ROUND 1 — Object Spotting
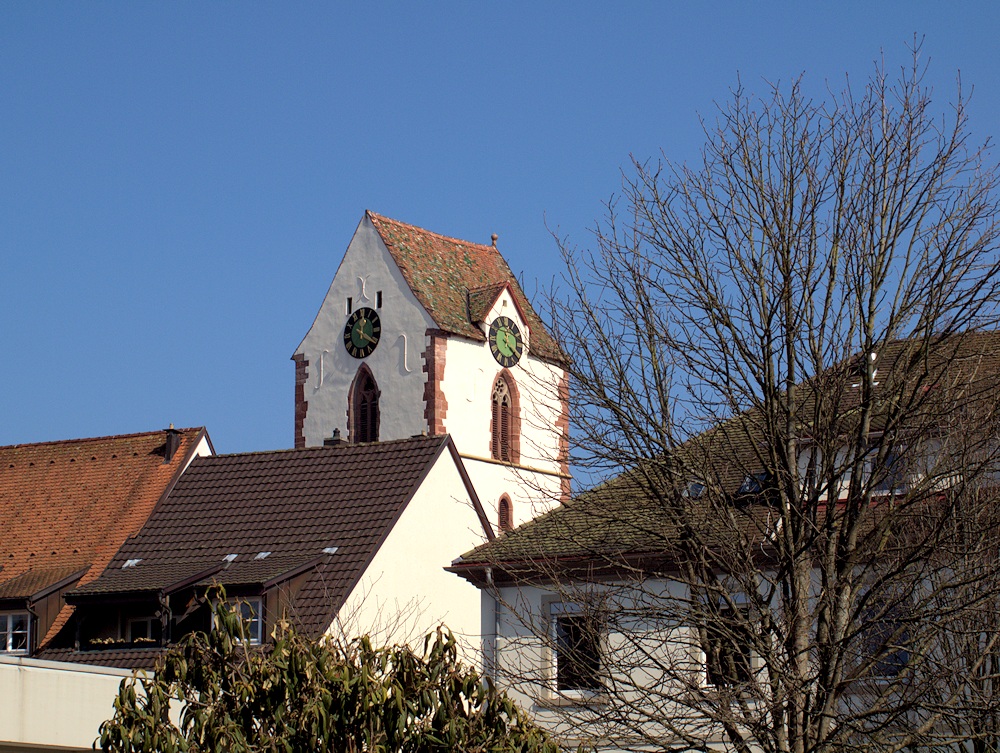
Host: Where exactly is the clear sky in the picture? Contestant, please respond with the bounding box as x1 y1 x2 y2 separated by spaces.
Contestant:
2 3 999 454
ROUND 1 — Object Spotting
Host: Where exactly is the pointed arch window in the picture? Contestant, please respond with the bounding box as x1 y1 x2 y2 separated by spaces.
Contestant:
498 495 513 533
491 374 519 463
351 367 380 443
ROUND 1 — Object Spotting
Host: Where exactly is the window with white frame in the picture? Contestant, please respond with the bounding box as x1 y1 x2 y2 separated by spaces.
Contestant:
237 598 263 644
127 616 162 644
0 612 30 653
549 602 602 693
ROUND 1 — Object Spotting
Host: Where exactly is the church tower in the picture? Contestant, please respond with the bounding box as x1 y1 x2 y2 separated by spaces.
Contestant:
293 211 570 532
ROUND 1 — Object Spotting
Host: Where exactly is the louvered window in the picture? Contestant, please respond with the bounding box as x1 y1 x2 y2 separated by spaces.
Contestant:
353 371 379 443
498 496 513 532
492 378 512 461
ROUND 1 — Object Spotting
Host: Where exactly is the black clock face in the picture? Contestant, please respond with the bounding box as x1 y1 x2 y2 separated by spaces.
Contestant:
343 307 381 358
489 316 523 368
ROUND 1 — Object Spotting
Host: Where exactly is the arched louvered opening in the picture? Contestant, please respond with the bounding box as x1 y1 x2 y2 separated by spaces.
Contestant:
498 495 513 533
491 376 514 462
351 367 380 443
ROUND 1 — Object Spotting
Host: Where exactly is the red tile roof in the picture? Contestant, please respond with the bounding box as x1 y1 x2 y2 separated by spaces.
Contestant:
368 211 566 364
0 427 209 646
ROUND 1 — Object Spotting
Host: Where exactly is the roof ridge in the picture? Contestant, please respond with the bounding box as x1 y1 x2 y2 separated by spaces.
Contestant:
204 433 450 460
0 426 203 452
367 210 497 253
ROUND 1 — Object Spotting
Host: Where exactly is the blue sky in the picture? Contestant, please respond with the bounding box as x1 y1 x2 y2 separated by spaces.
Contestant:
2 3 999 453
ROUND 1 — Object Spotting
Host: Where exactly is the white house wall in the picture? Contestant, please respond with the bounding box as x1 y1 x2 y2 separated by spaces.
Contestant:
329 451 489 660
296 215 436 446
488 580 723 751
0 656 131 752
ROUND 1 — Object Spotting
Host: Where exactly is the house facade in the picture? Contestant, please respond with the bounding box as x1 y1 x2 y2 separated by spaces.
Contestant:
45 435 493 668
450 332 1000 752
0 427 212 660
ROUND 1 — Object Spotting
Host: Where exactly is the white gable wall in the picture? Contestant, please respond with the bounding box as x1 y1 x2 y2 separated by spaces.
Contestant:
296 215 435 446
328 448 490 660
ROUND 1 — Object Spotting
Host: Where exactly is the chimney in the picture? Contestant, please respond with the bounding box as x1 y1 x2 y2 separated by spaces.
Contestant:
324 428 344 447
164 425 181 464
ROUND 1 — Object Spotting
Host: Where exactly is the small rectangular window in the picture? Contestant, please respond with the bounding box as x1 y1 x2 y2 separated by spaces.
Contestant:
218 598 264 645
346 297 353 315
0 612 30 653
376 290 383 308
550 602 602 693
860 593 911 678
703 605 754 687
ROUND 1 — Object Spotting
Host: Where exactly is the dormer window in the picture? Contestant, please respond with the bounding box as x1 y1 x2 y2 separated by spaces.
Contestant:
0 612 29 653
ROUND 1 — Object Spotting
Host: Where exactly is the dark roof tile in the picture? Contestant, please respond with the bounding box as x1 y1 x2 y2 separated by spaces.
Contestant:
74 435 452 638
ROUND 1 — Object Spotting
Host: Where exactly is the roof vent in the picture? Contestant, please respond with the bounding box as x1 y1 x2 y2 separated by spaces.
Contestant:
322 546 339 555
254 551 271 560
223 553 238 563
122 558 142 569
324 428 345 447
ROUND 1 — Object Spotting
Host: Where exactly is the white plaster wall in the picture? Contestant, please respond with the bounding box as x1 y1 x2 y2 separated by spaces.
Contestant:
437 289 567 526
296 215 435 446
0 656 131 751
328 450 490 662
490 580 706 750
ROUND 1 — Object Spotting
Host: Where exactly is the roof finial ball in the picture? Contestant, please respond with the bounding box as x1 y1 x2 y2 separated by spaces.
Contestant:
491 233 498 248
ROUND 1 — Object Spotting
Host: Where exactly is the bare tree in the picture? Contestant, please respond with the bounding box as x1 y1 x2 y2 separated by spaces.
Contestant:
459 48 1000 753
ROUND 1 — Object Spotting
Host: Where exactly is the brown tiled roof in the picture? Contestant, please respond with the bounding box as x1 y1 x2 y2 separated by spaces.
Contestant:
0 428 208 645
368 211 566 364
35 646 165 670
452 331 1000 579
72 435 463 639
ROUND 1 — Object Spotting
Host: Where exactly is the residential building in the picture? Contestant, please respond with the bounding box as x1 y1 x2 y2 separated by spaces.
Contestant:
449 332 1000 752
0 427 211 659
0 427 211 753
43 434 492 669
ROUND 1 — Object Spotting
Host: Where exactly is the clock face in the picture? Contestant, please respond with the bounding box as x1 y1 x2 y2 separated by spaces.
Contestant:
343 307 381 358
489 316 523 368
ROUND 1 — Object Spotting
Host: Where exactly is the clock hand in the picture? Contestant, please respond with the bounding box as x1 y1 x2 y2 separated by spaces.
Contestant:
356 329 376 345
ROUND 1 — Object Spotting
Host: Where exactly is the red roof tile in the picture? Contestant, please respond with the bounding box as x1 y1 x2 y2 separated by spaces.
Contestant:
368 212 566 364
0 427 209 646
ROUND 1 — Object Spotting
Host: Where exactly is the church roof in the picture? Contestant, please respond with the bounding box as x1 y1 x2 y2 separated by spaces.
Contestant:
68 435 480 642
367 211 566 364
0 427 208 644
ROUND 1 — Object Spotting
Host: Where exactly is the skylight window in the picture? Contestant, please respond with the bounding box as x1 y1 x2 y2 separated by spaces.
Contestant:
122 558 142 569
683 480 706 499
738 472 770 495
223 554 238 563
254 551 271 560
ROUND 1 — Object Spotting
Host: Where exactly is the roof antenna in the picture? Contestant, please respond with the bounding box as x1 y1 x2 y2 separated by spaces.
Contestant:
491 233 498 248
